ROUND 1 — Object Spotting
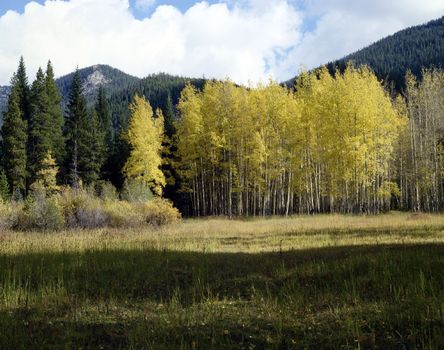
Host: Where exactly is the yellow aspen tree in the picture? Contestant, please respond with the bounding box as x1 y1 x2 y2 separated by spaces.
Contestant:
31 151 60 195
124 95 166 196
176 84 205 215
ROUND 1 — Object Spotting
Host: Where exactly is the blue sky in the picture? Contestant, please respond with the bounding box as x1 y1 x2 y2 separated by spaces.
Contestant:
0 0 443 85
0 0 221 18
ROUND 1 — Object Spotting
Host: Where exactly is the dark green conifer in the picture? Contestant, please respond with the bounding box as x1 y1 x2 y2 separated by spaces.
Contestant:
64 69 88 187
164 93 176 137
1 78 27 195
78 109 105 185
95 86 113 149
45 61 65 165
16 56 31 122
28 67 52 185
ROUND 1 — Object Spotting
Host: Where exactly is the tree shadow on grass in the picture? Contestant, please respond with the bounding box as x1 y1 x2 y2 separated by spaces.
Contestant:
0 244 443 349
0 243 443 303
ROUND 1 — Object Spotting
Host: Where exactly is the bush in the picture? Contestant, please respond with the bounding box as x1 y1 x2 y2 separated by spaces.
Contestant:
103 200 142 228
0 186 182 231
16 193 64 231
141 198 181 227
0 200 15 230
121 179 153 203
98 181 119 201
58 188 109 229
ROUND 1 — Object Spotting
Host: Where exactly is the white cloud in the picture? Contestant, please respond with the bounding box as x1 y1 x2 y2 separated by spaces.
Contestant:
135 0 156 11
0 0 443 85
275 0 444 81
0 0 301 85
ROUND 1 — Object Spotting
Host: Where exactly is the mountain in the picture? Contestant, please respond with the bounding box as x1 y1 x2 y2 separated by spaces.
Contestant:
0 64 138 113
0 64 206 129
56 64 140 106
286 16 444 90
0 86 10 114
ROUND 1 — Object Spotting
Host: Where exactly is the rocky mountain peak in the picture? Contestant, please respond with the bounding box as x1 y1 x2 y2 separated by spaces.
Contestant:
82 68 111 95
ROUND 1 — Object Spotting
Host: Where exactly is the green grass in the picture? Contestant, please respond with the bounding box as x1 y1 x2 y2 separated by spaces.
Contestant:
0 213 444 349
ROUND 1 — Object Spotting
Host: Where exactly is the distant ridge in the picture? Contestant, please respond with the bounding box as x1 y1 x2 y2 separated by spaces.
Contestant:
0 65 206 128
0 86 10 114
55 64 140 106
286 16 444 89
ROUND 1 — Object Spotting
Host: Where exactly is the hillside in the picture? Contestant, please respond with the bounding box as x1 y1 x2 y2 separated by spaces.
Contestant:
107 73 206 131
0 65 206 129
0 86 10 114
287 16 444 89
56 64 140 106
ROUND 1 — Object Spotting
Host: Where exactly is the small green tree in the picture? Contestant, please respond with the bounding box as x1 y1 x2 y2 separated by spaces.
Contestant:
31 151 60 195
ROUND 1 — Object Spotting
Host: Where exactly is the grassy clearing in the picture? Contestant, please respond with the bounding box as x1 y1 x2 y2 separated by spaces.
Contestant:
0 212 443 349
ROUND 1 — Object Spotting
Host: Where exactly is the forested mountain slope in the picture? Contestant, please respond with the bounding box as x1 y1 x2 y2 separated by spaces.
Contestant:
0 64 206 129
286 16 444 89
0 86 10 114
107 73 206 131
56 64 140 106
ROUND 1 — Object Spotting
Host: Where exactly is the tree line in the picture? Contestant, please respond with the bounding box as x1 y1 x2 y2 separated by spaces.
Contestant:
2 58 444 216
0 58 127 198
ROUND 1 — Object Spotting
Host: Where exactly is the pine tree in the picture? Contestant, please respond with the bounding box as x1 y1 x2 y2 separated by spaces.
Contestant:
95 86 113 149
78 110 105 185
64 69 89 187
15 56 31 123
28 67 52 186
123 95 166 196
95 86 113 181
45 61 65 166
164 92 176 137
1 79 28 195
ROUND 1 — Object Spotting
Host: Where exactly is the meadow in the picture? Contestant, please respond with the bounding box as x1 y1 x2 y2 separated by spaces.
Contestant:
0 212 443 349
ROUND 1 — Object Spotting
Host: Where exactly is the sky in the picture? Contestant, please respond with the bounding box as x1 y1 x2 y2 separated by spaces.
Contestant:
0 0 443 85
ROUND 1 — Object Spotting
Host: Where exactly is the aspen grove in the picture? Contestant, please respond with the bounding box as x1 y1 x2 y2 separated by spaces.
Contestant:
175 66 406 216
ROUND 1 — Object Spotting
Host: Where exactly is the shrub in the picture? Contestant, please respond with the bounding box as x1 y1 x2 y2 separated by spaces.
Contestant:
141 198 181 227
58 188 108 229
0 200 15 230
16 193 64 231
98 181 119 201
103 200 142 228
2 186 182 231
0 171 10 202
121 179 153 203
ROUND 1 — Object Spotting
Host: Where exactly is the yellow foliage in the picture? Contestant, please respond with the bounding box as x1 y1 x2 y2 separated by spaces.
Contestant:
124 95 166 196
30 151 60 195
175 67 405 215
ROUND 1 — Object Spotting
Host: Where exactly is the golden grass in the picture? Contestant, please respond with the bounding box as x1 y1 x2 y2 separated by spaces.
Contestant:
1 212 444 255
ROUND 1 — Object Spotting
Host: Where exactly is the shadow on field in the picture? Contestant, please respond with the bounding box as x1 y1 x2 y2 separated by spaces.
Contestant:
0 308 128 349
1 243 443 303
1 244 444 349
